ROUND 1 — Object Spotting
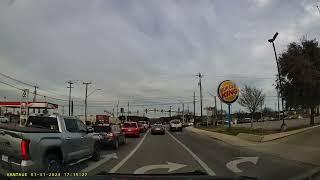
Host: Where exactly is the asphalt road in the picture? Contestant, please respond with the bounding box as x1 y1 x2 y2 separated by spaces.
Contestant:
1 127 318 180
170 128 316 179
73 127 317 180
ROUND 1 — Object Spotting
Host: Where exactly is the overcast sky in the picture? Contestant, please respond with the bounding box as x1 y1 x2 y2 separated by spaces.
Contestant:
0 0 319 117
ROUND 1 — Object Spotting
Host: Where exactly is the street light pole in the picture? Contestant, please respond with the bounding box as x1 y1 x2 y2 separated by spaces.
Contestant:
83 81 101 123
268 32 286 130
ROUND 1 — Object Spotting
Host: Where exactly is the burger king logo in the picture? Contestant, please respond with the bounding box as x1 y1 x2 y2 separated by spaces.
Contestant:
217 80 239 104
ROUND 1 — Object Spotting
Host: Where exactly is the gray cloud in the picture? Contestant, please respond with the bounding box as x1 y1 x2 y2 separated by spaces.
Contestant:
0 0 319 116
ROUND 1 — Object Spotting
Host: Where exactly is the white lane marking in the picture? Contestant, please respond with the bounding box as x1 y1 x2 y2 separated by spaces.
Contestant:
167 131 216 176
226 157 259 173
109 130 149 173
81 153 118 173
134 162 186 174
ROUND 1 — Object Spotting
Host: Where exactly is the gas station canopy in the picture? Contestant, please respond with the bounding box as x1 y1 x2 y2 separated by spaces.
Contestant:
0 102 58 109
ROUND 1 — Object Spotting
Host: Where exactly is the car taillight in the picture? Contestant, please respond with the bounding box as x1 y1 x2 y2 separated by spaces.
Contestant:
21 140 30 160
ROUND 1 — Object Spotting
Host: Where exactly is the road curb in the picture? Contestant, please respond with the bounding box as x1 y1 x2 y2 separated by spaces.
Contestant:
185 127 254 146
237 124 320 142
188 124 320 145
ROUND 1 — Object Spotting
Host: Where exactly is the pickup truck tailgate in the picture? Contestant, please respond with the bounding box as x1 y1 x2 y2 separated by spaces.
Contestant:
0 129 22 161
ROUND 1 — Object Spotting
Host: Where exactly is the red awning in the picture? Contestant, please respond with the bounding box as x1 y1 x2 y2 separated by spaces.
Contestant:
0 102 58 109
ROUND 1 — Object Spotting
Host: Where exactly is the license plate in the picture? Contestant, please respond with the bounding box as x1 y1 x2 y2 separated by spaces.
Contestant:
2 155 8 162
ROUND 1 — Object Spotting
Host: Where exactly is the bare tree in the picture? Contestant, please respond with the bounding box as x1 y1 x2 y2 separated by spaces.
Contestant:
238 85 265 128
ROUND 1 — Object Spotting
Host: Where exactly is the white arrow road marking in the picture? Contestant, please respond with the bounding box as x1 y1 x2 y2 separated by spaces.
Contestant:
109 130 149 173
81 153 118 172
134 162 187 174
226 157 259 173
167 131 216 176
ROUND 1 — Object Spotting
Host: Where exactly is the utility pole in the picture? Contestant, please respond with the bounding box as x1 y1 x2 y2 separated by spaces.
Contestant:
4 96 7 114
169 106 172 117
127 101 129 121
193 91 196 124
197 73 203 119
71 99 74 116
32 85 38 113
182 103 185 124
116 99 119 118
83 82 92 122
67 81 74 116
33 86 38 102
214 96 217 119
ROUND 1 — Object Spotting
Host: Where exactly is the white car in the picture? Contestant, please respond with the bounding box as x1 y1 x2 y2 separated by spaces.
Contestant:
187 122 194 126
138 121 149 129
169 119 182 131
0 116 8 123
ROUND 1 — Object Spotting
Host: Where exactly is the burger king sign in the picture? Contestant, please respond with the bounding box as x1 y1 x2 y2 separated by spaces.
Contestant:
217 80 239 104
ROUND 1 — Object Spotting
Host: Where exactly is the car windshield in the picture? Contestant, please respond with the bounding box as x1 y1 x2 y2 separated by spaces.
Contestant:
93 126 111 133
1 1 319 179
171 120 181 124
123 123 137 128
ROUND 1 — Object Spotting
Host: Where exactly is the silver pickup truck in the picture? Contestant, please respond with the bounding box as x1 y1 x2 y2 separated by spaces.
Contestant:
0 114 101 173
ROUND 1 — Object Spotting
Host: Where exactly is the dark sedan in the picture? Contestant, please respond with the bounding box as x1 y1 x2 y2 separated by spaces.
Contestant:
151 124 165 135
93 124 126 149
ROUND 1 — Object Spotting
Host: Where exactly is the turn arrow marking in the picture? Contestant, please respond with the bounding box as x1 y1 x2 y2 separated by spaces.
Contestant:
226 157 259 173
134 162 187 174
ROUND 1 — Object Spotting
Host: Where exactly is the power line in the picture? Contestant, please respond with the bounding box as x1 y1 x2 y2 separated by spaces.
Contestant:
0 79 23 90
0 72 35 87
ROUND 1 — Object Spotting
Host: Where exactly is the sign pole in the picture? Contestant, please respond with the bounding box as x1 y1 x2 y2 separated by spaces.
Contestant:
228 104 231 128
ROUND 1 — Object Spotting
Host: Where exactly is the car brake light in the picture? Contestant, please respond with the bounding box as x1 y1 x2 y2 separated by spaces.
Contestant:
21 140 30 160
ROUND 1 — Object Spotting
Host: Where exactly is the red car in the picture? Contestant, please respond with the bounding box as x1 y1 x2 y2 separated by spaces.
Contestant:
122 122 140 137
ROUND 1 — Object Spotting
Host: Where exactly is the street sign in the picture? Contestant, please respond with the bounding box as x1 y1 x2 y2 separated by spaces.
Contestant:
20 89 29 126
22 89 29 99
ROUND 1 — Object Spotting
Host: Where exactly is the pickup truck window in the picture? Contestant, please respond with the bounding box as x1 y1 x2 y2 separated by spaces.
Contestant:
76 120 87 132
65 118 79 132
93 126 111 133
26 116 59 131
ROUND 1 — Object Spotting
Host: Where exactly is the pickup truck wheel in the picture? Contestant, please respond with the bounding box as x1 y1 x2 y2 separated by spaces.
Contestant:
44 154 62 173
92 144 101 161
113 139 119 149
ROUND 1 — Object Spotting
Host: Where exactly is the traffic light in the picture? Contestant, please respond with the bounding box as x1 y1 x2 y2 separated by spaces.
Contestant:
145 109 148 114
